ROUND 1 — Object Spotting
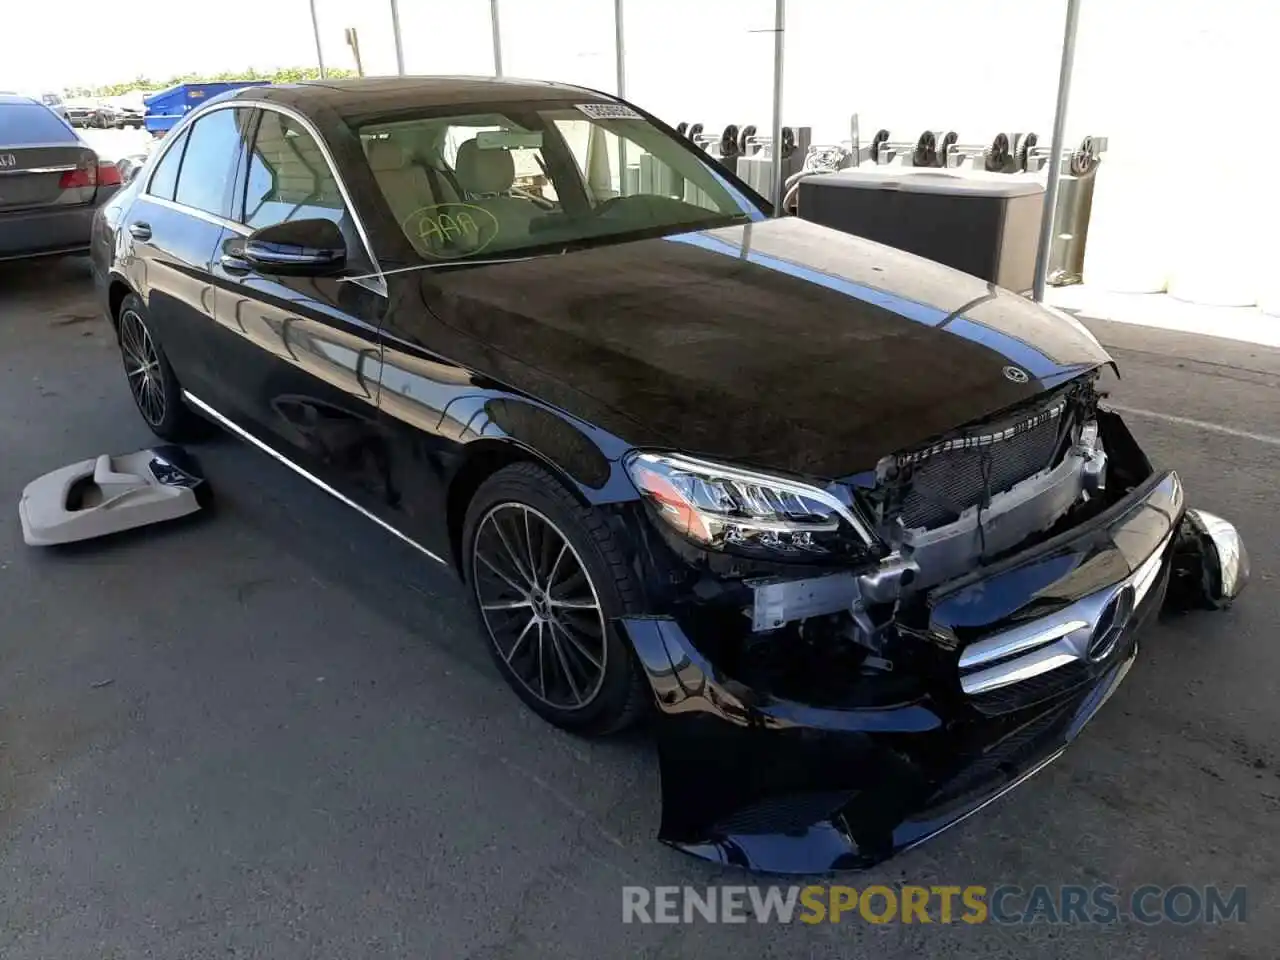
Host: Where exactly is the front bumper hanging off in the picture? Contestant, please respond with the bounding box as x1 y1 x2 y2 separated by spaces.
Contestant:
618 470 1248 874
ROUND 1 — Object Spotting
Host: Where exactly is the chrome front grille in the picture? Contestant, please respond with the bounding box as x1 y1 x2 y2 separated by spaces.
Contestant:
899 399 1068 530
958 533 1172 700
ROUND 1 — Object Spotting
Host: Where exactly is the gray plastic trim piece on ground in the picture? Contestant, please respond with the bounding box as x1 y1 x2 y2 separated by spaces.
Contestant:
19 446 208 546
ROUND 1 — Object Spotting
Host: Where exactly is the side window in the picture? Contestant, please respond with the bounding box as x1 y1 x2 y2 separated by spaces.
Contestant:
146 128 189 200
242 111 346 229
173 108 244 217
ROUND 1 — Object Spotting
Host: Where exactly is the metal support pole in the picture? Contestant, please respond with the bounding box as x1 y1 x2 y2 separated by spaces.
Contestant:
490 0 504 77
614 0 627 196
769 0 786 214
309 0 326 78
1032 0 1082 302
390 0 405 75
345 27 366 77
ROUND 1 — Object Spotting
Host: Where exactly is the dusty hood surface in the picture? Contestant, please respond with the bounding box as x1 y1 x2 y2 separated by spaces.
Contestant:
413 216 1111 477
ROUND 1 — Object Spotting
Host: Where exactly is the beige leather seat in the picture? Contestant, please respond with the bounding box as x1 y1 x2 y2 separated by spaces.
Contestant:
404 126 463 206
453 139 540 242
366 139 444 255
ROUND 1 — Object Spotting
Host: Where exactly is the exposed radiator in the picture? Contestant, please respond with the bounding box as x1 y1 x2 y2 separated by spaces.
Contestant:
899 398 1070 530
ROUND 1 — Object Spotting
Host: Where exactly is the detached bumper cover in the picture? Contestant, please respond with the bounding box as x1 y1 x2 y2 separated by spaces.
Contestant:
619 470 1188 874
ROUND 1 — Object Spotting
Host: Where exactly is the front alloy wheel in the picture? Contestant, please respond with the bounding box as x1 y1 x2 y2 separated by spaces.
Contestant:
472 502 608 711
462 462 648 736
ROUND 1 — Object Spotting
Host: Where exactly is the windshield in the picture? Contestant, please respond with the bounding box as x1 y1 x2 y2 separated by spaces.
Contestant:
355 101 764 265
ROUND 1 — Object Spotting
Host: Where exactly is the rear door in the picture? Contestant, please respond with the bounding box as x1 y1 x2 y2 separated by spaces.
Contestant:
206 106 392 506
123 106 250 398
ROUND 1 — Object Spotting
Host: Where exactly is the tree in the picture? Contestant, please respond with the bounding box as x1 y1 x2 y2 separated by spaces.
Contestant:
85 66 355 99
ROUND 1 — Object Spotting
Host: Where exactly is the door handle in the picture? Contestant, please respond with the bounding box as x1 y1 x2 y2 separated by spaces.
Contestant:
219 253 251 275
127 221 151 241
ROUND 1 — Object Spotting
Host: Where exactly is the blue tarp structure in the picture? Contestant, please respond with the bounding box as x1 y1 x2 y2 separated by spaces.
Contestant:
143 81 272 135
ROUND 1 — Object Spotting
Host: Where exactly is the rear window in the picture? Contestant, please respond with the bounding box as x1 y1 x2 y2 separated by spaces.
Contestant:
0 103 76 145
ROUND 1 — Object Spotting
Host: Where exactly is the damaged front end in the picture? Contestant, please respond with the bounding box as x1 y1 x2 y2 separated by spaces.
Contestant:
618 376 1248 873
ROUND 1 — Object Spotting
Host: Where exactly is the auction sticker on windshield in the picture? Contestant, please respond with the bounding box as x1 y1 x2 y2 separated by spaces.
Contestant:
576 103 642 121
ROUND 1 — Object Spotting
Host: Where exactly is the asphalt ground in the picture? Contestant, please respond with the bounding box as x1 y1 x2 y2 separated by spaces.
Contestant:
1 253 1276 958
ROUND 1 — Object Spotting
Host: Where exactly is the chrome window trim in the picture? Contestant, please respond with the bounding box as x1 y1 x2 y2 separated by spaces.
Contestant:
141 123 190 197
183 391 446 566
146 194 250 235
141 99 388 297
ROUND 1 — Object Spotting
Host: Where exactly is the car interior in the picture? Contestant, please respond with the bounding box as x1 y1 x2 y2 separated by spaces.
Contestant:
361 118 554 258
356 110 746 262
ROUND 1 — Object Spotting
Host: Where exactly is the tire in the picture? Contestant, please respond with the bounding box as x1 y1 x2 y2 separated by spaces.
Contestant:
115 293 205 442
462 462 649 736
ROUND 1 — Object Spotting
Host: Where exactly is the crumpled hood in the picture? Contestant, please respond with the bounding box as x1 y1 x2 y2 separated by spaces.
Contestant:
416 216 1111 477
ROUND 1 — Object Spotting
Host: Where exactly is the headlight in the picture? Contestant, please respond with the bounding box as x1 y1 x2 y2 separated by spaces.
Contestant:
624 451 874 557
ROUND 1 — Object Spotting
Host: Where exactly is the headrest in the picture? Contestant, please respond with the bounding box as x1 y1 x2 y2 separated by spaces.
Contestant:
366 139 407 173
455 139 514 195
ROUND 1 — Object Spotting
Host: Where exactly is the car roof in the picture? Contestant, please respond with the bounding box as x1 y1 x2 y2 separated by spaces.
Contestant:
0 94 40 106
222 75 616 121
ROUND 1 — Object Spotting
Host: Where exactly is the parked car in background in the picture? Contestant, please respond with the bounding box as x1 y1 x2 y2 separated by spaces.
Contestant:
0 94 122 261
109 96 145 128
90 78 1249 874
90 102 119 128
38 92 69 123
64 99 96 127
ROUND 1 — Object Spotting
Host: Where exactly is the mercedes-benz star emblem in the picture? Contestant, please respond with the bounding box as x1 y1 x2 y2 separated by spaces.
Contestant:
1087 586 1136 661
1002 365 1029 384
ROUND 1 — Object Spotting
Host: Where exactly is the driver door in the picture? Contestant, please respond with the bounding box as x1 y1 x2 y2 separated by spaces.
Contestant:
206 106 393 507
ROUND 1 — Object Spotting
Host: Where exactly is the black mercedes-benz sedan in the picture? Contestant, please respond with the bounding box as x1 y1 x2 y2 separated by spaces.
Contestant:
90 77 1248 873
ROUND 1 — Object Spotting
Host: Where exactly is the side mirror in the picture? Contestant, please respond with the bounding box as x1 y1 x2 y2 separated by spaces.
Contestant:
242 218 347 276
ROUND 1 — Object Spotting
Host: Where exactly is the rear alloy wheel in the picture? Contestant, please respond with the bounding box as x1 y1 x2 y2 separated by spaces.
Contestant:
120 308 167 428
463 463 648 736
116 293 204 442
